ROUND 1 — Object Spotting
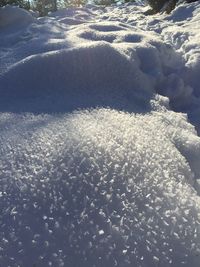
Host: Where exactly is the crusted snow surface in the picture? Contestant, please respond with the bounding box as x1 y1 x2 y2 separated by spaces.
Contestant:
1 107 200 267
1 2 200 267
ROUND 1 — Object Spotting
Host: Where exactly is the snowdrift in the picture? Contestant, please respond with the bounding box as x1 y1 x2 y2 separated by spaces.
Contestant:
0 5 35 29
1 3 200 267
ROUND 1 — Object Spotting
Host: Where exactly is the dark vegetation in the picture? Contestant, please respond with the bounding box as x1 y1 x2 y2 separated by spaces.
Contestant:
0 0 30 9
146 0 198 14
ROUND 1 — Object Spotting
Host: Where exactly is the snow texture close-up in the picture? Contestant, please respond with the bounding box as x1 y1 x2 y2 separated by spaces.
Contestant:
0 1 200 266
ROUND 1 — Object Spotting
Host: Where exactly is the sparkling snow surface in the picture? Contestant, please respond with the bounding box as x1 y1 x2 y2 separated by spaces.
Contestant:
1 2 200 267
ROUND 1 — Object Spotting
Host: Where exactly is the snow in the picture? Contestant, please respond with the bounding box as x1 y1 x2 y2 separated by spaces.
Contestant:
0 2 200 266
0 5 35 28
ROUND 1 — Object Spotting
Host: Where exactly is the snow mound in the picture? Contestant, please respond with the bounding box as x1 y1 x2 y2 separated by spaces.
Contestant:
0 5 35 29
1 107 200 267
0 42 152 97
0 41 156 113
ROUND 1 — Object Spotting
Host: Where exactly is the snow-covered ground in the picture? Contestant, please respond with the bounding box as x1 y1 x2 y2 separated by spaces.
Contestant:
0 2 200 266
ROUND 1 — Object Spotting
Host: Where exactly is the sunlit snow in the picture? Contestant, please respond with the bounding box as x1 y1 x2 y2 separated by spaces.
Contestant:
0 1 200 266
